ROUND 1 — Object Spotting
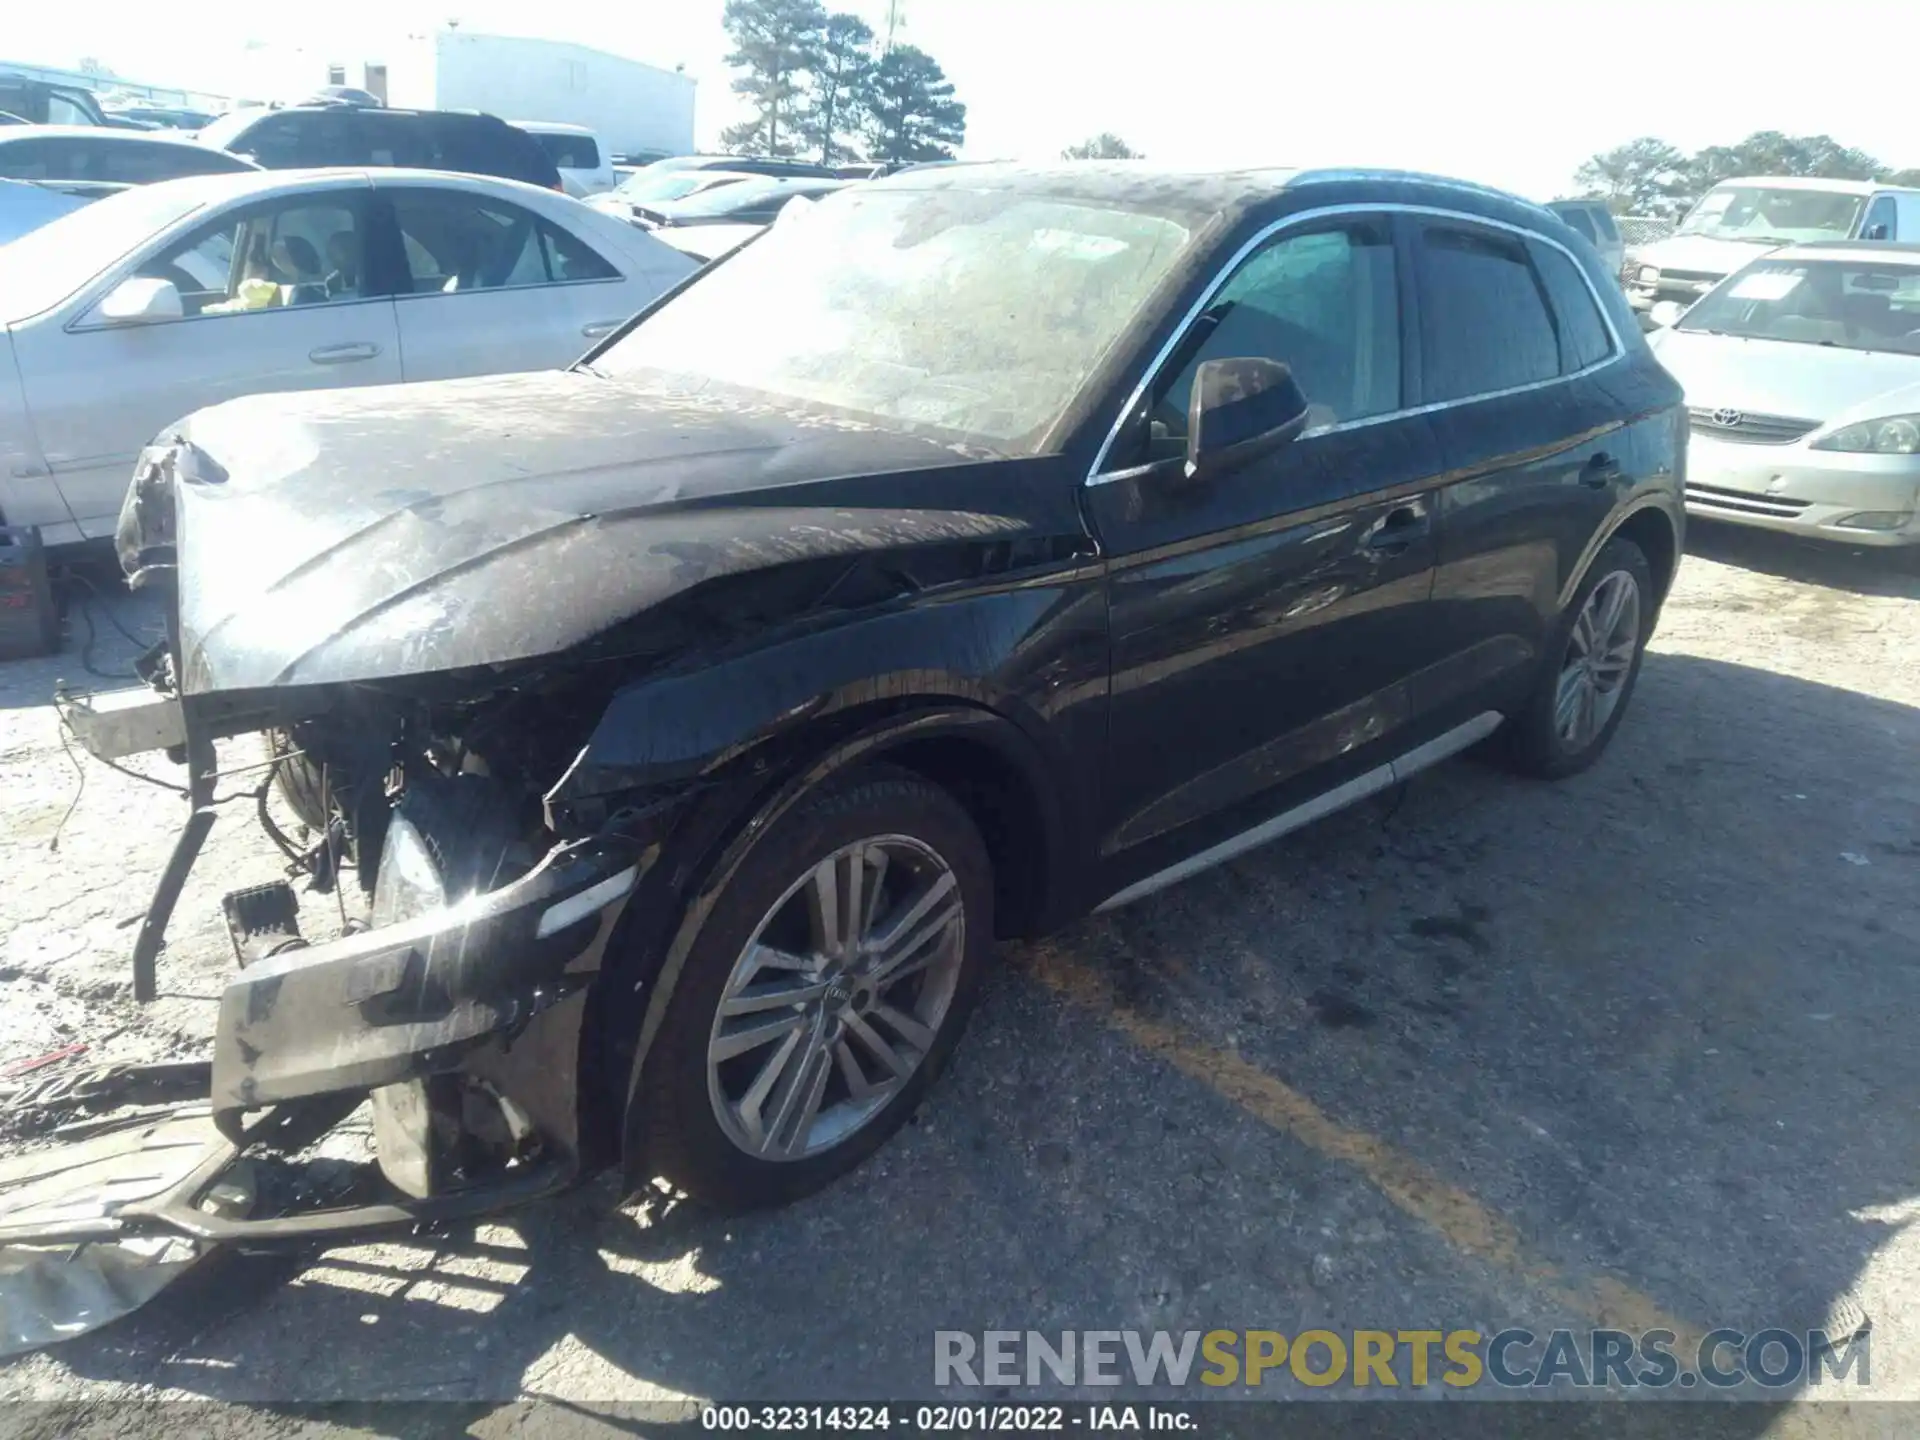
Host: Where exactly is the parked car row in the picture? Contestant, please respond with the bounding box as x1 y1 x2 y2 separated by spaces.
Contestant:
0 167 695 546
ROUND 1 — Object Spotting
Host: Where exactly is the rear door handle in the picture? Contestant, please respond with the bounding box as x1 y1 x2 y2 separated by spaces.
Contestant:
1367 505 1430 554
1581 452 1624 488
308 342 381 365
580 320 621 339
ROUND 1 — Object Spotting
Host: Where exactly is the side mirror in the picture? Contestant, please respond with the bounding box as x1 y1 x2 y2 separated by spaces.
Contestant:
1185 357 1310 482
1647 300 1686 329
97 276 184 325
1863 223 1890 241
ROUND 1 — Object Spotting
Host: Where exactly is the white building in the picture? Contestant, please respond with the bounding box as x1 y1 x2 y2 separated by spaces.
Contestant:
230 30 696 161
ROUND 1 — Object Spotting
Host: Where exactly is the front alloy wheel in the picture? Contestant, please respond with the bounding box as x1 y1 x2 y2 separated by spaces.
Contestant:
632 766 992 1210
707 836 965 1160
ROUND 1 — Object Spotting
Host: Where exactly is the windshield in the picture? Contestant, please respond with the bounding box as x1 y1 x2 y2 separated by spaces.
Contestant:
1676 185 1866 244
1677 259 1920 353
597 186 1194 450
0 182 206 322
613 169 745 204
649 177 840 221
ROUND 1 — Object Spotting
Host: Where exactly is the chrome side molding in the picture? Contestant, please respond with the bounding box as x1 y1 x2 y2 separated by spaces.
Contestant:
1094 710 1504 912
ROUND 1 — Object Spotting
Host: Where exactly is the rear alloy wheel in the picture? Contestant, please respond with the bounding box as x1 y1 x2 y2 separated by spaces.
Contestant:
1503 535 1654 779
634 767 991 1210
1553 570 1641 752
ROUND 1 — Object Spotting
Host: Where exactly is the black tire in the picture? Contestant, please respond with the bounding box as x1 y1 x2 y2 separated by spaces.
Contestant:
633 764 993 1211
1501 536 1654 780
268 727 328 832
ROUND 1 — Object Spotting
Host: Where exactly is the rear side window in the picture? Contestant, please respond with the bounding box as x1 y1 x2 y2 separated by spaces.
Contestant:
1531 241 1615 373
99 143 254 183
1415 226 1560 402
1555 206 1597 243
0 138 65 179
1589 207 1619 243
389 188 616 293
433 117 558 187
230 113 366 168
361 112 438 168
534 132 600 170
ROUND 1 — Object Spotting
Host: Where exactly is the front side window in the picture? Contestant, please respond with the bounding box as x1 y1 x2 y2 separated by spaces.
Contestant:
1554 206 1597 243
1676 259 1920 354
390 190 616 293
1676 185 1865 245
1863 197 1897 241
596 187 1196 451
1148 222 1401 451
133 196 368 317
46 92 94 127
1416 226 1559 402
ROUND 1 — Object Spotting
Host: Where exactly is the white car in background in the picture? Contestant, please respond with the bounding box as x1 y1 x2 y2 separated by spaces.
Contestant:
512 121 616 197
0 167 697 547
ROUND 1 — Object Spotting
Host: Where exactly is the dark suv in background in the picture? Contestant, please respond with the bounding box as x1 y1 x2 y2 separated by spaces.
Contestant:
196 106 563 191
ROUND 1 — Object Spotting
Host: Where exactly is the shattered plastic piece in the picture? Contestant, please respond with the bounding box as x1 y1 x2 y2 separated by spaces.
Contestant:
0 1234 202 1357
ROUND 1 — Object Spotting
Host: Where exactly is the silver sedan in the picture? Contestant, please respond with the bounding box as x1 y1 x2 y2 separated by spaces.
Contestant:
1649 241 1920 546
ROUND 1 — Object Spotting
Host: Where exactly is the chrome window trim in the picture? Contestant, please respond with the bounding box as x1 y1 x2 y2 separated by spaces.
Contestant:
1085 201 1628 486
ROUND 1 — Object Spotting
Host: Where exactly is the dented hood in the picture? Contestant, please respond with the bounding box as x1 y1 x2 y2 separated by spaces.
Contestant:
126 370 1050 695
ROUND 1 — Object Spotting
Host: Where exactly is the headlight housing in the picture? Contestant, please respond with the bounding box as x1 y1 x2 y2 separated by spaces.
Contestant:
1637 265 1660 285
1812 415 1920 455
371 811 446 927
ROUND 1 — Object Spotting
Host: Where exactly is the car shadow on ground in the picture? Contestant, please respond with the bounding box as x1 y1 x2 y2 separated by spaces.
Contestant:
0 556 164 713
1686 517 1920 600
23 649 1920 1428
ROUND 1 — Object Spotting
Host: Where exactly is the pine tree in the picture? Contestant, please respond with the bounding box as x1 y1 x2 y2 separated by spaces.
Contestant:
719 0 829 156
861 45 966 165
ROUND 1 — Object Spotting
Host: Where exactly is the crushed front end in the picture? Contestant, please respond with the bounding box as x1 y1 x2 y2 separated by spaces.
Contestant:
13 444 676 1278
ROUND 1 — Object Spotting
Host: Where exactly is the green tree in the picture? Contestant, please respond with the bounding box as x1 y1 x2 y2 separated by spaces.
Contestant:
797 12 877 164
861 44 966 164
1571 137 1688 216
1063 133 1141 160
1683 131 1884 190
1888 168 1920 188
719 0 828 157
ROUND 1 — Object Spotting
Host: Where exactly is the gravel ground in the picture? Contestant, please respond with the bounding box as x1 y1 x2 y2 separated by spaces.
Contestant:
2 523 1918 1436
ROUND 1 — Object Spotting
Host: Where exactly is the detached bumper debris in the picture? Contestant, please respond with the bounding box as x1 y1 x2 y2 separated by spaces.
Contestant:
0 1234 202 1359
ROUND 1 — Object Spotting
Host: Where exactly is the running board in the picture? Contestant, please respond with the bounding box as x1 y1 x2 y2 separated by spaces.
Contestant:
1094 711 1504 913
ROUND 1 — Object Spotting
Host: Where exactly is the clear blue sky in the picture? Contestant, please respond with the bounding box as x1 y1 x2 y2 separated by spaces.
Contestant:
10 0 1916 199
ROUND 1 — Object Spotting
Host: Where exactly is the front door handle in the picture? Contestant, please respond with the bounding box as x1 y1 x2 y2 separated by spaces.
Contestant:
580 320 621 339
1367 505 1430 554
1581 452 1624 488
309 342 381 365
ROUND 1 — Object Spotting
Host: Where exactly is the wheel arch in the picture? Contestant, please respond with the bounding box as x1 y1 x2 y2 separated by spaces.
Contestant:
588 700 1074 1188
1560 497 1682 614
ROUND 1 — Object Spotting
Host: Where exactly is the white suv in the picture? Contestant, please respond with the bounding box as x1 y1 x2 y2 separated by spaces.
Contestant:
1630 176 1920 324
512 121 615 197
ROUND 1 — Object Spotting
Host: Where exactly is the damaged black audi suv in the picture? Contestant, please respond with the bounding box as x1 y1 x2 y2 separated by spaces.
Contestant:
40 163 1684 1255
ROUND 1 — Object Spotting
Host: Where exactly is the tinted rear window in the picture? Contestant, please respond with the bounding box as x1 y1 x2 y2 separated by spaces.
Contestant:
1532 241 1614 372
431 116 559 187
1415 225 1560 402
1554 205 1596 242
533 132 600 170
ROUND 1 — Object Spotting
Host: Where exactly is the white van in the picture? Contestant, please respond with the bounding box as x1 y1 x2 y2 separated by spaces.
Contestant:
511 121 616 197
1629 176 1920 322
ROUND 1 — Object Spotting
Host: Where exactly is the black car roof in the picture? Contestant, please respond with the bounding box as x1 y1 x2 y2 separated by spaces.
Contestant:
874 161 1559 235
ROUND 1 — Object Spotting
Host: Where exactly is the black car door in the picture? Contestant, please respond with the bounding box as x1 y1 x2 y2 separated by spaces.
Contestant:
1086 212 1455 903
1409 217 1632 716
